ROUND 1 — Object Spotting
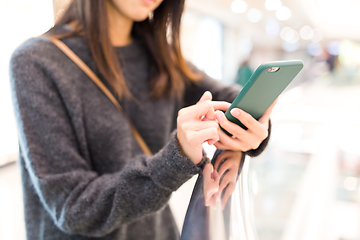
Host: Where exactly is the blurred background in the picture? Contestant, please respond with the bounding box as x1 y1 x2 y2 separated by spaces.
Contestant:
1 0 360 239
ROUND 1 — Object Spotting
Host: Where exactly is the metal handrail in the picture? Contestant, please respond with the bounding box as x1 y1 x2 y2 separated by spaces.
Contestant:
208 155 258 240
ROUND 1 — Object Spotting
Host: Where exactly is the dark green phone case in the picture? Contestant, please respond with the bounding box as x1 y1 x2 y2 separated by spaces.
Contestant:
225 60 303 130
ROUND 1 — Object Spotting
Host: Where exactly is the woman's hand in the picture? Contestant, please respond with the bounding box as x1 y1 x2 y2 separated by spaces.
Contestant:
214 100 277 152
203 163 220 207
203 150 242 209
214 151 242 209
177 91 229 164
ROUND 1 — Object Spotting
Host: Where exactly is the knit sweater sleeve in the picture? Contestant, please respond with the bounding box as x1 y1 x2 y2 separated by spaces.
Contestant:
10 40 201 237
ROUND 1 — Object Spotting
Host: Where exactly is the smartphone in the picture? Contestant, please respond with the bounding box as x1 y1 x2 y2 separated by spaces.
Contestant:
224 60 304 131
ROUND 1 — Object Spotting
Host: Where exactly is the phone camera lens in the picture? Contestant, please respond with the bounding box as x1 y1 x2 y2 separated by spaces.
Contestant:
267 67 280 73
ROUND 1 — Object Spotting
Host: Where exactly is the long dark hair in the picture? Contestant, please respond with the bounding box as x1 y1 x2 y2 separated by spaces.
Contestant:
48 0 201 99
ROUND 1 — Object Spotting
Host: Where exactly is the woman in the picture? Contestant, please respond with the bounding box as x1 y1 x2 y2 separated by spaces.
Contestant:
10 0 273 239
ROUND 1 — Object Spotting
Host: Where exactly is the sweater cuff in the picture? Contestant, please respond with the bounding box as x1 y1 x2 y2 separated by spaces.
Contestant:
245 120 272 157
148 131 202 192
195 153 211 170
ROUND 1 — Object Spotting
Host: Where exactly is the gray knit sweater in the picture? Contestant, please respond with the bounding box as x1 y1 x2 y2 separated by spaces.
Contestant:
10 35 267 240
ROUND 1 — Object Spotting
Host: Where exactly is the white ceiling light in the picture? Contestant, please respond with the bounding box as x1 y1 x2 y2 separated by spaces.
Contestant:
311 28 323 42
264 0 282 11
231 0 247 14
276 6 292 21
299 25 314 40
247 8 262 23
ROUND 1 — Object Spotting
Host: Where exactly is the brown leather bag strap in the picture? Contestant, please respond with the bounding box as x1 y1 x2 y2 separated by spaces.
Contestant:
46 36 152 156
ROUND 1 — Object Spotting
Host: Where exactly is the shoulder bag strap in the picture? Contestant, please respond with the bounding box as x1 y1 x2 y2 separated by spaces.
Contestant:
46 35 152 156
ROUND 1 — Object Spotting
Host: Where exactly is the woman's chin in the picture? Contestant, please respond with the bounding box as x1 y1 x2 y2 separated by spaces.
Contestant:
132 13 151 22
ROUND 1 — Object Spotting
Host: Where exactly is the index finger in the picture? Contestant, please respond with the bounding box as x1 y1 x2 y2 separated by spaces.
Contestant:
197 91 213 104
211 101 231 112
199 101 231 121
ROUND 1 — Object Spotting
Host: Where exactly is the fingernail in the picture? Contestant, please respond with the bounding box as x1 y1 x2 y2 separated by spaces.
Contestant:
216 112 223 121
231 108 240 116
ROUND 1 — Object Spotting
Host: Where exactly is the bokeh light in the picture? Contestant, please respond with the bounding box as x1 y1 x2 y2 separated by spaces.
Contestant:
280 27 299 43
282 41 300 52
327 41 340 56
299 25 314 40
264 0 282 11
306 42 323 56
247 8 263 23
231 0 247 14
344 177 358 191
276 6 292 21
311 28 323 42
265 19 280 38
238 38 253 54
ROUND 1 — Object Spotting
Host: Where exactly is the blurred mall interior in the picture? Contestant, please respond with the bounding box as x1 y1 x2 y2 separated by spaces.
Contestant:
1 0 360 239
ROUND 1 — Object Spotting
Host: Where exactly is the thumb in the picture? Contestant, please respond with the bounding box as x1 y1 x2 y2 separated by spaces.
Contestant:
197 91 212 104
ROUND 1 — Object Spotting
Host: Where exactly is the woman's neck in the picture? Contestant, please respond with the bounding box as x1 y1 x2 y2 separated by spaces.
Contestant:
106 1 134 47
